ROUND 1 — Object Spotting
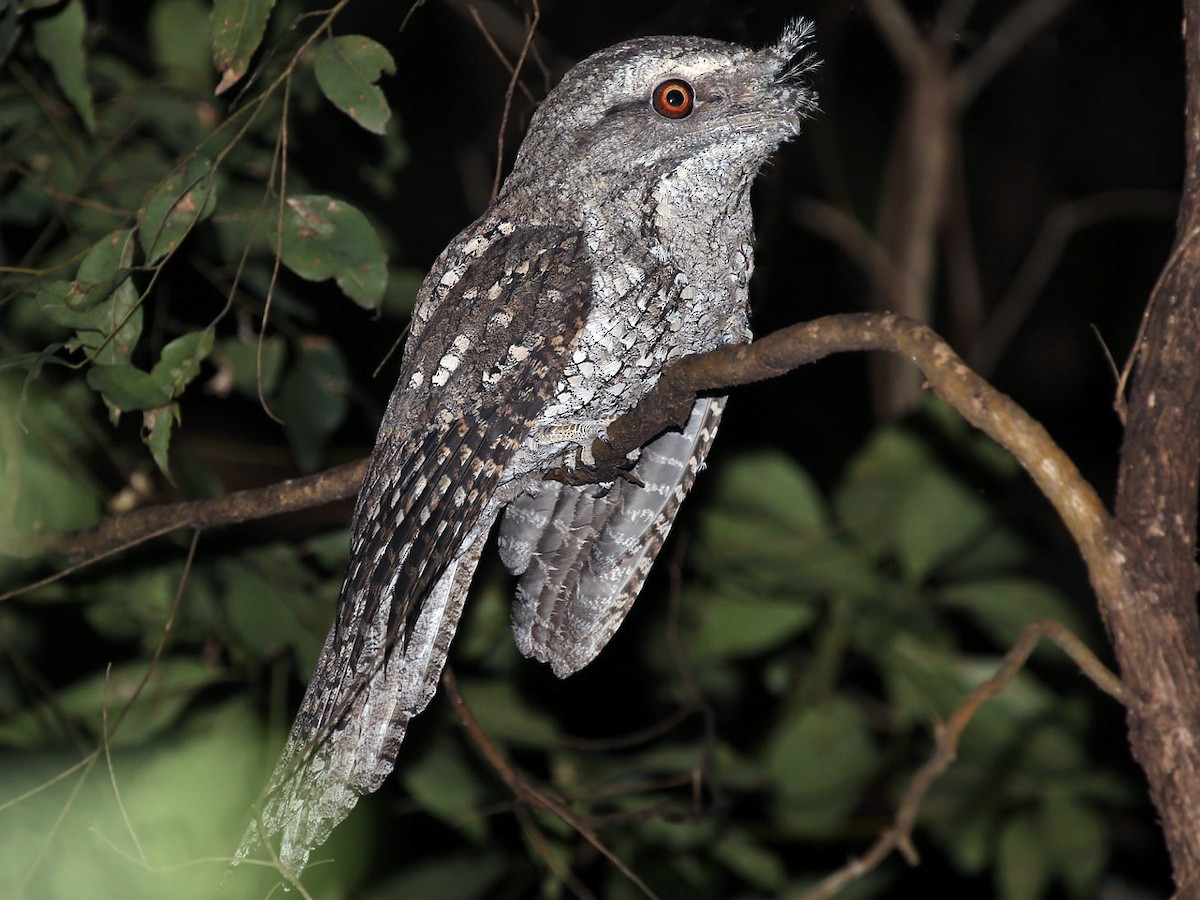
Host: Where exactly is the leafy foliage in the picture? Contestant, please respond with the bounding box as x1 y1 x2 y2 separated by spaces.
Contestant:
0 2 1162 898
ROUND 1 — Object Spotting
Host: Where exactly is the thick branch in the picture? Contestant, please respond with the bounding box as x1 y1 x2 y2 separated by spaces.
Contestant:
1104 2 1200 890
590 313 1120 603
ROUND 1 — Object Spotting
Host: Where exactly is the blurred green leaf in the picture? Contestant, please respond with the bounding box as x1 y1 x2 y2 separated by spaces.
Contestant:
223 557 325 670
456 679 559 747
149 0 212 86
360 852 505 900
314 35 395 135
1041 796 1107 897
996 812 1052 900
0 0 17 59
882 633 973 724
706 449 827 531
80 563 184 641
0 376 101 559
279 194 388 309
834 429 931 557
894 467 994 582
401 740 488 841
0 657 221 748
278 337 350 471
215 333 287 398
211 0 276 94
30 0 95 131
690 588 816 660
762 698 878 834
711 827 786 891
0 699 366 899
939 578 1089 647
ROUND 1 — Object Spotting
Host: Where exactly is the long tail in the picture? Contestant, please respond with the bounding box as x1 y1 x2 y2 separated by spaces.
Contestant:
232 530 488 878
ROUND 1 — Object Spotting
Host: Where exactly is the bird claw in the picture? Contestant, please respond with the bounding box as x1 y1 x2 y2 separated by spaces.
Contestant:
544 443 644 488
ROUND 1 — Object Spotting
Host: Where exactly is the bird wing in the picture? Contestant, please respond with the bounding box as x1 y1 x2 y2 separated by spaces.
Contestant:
236 223 594 877
498 395 726 677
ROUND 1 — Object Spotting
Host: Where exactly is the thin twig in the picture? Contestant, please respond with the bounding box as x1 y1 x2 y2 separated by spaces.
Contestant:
472 0 540 199
442 666 662 900
862 0 925 74
798 618 1129 900
952 0 1083 106
464 3 538 105
970 189 1177 376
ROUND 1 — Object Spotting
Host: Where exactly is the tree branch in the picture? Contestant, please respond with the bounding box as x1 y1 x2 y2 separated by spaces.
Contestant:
31 459 367 567
580 313 1119 603
1103 2 1200 891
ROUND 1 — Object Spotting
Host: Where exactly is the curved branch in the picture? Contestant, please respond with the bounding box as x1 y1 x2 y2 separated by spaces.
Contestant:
25 313 1124 619
587 313 1122 610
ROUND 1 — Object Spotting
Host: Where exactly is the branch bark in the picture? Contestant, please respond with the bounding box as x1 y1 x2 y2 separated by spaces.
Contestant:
42 459 367 562
1103 2 1200 891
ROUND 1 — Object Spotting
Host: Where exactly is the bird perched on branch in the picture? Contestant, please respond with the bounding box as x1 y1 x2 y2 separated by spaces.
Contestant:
236 19 819 878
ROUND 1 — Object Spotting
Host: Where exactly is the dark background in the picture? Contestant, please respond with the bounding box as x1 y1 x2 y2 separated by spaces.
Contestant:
2 0 1188 896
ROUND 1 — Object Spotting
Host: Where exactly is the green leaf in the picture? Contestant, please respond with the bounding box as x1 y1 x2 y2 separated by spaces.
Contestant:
85 363 171 411
279 194 388 309
996 812 1053 900
360 852 505 900
0 699 364 898
0 0 20 66
939 578 1089 648
222 557 326 669
762 698 879 834
711 828 786 891
402 741 487 841
882 633 974 724
138 157 218 264
1041 797 1107 897
696 507 880 600
151 328 215 398
278 337 350 471
149 0 212 87
142 403 180 477
708 450 827 531
215 333 286 398
834 429 932 557
455 679 559 747
210 0 276 95
0 376 102 557
313 35 396 135
30 0 95 131
0 657 221 748
894 467 994 582
690 588 816 660
38 230 143 365
80 563 184 642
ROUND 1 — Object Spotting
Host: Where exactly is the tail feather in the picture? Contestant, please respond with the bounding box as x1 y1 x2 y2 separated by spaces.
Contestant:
499 397 726 677
234 529 489 877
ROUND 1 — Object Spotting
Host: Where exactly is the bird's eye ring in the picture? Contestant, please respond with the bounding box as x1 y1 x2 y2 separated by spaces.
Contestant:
652 79 695 119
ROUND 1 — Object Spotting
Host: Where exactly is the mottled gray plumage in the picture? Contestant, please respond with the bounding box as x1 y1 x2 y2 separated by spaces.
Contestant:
235 20 818 878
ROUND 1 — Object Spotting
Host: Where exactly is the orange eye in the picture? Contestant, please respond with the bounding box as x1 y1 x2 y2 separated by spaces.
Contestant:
652 79 694 119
